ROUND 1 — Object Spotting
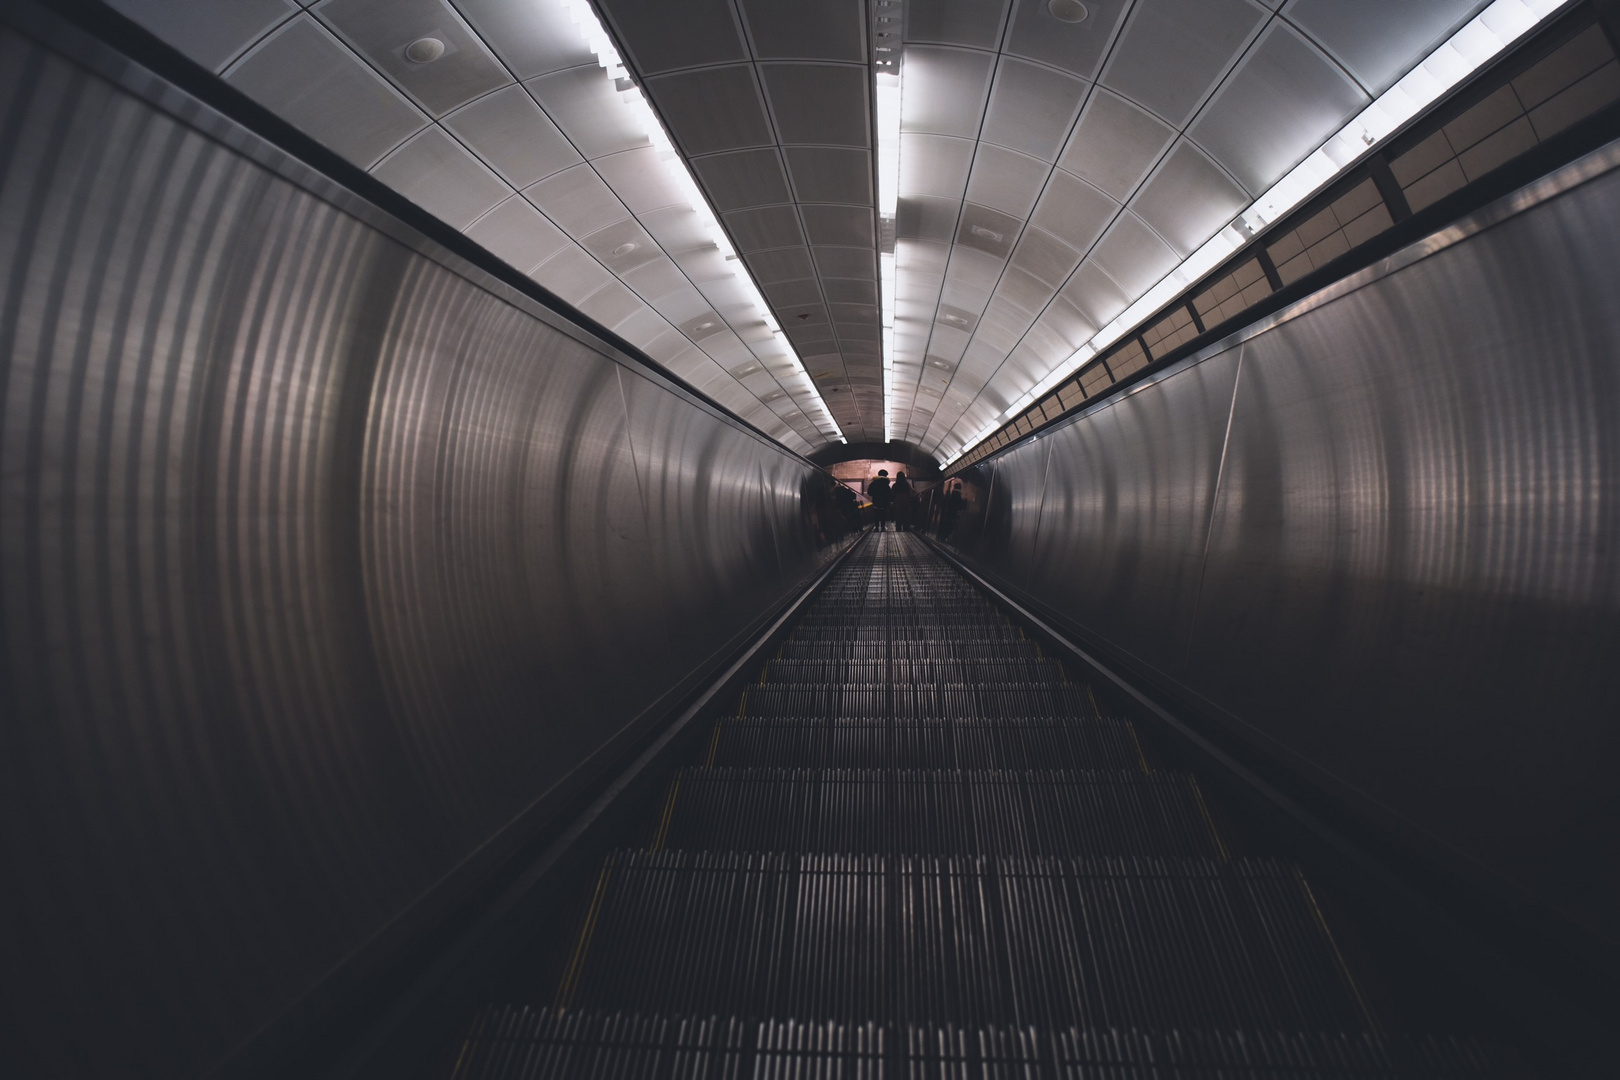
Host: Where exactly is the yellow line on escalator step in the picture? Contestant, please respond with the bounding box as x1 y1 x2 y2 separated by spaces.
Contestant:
554 860 614 1012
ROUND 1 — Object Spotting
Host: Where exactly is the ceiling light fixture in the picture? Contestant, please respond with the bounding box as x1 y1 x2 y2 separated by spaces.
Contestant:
876 40 904 444
404 37 445 63
1048 0 1088 24
556 0 846 444
940 0 1565 467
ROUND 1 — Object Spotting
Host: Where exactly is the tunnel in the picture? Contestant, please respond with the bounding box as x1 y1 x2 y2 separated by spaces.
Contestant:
2 1 1619 1077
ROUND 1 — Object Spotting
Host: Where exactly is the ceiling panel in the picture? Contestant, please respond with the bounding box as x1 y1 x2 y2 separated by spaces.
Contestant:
533 242 616 305
453 0 596 78
463 194 569 272
645 67 774 156
523 163 630 238
965 143 1051 219
579 279 647 327
1284 0 1486 94
580 218 662 274
761 65 871 147
1037 295 1096 347
1009 225 1082 289
740 0 866 61
994 266 1053 317
1130 140 1251 255
904 0 1009 49
899 133 975 199
1056 88 1176 201
590 147 686 215
225 16 426 168
526 66 647 158
316 0 509 117
784 147 874 205
106 0 295 73
955 203 1021 260
621 256 691 304
442 84 581 188
897 196 960 244
1088 210 1180 297
825 279 879 305
814 247 877 279
1003 0 1130 78
691 149 794 211
1058 261 1132 328
1188 20 1369 193
980 57 1088 162
722 206 808 251
1028 168 1117 251
748 248 819 283
370 126 511 229
901 46 997 139
596 0 747 74
1100 0 1267 126
800 204 876 247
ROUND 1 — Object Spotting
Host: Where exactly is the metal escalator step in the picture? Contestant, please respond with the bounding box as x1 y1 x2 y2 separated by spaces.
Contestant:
777 640 1047 661
453 1006 1530 1080
708 718 1151 770
740 682 1098 719
656 768 1229 857
764 657 1068 684
552 852 1372 1032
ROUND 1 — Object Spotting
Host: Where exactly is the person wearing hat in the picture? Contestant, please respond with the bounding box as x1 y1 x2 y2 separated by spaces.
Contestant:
868 469 893 531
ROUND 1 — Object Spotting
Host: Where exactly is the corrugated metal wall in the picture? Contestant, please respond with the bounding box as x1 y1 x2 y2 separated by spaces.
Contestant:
943 138 1620 964
0 24 844 1077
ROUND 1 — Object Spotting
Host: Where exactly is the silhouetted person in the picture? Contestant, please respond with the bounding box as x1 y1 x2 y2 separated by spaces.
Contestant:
868 469 892 531
834 483 861 532
937 481 964 540
891 471 914 531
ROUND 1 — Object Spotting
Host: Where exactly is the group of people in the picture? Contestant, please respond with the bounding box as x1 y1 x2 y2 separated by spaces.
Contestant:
865 469 913 531
832 470 968 537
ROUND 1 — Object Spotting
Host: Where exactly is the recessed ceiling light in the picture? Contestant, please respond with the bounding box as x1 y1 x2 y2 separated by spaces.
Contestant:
696 320 715 330
1048 0 1087 24
405 37 445 63
968 225 1002 242
611 241 638 256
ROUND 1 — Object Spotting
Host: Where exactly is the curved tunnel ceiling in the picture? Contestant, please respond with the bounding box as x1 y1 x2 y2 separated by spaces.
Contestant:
108 0 1503 460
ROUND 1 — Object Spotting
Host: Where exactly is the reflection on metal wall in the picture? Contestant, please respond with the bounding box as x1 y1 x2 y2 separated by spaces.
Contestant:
941 139 1620 956
0 24 844 1078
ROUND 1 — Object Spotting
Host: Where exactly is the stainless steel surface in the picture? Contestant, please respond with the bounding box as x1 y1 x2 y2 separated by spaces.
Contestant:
0 21 845 1076
943 135 1620 951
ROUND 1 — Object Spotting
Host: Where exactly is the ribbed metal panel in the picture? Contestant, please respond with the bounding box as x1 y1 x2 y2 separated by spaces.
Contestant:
943 139 1620 951
0 23 846 1077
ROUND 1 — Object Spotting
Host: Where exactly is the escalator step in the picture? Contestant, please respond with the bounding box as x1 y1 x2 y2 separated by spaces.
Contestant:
777 640 1047 661
551 851 1372 1032
764 657 1068 683
708 717 1152 770
656 768 1229 857
454 1007 1529 1079
739 682 1099 719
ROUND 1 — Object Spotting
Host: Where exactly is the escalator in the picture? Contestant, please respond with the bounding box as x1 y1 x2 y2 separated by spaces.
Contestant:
444 533 1530 1078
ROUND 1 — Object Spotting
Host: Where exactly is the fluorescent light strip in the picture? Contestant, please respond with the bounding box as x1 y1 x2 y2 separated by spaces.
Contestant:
940 0 1565 466
877 61 904 443
558 0 846 443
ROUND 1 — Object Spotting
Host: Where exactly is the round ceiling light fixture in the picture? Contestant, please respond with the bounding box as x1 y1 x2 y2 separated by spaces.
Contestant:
405 36 446 63
611 241 639 257
1048 0 1088 23
968 225 1003 242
